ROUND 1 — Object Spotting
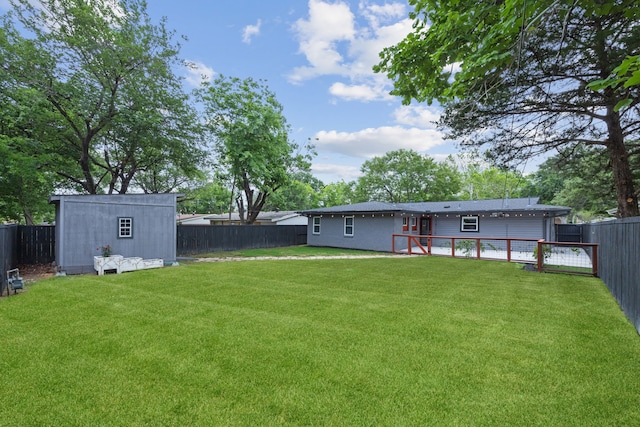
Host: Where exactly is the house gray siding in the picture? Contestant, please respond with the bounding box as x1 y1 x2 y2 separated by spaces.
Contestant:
52 194 178 274
433 215 548 239
300 198 569 253
307 214 400 252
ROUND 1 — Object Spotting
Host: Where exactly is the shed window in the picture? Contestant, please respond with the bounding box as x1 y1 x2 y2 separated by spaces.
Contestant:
344 216 354 236
460 216 479 232
312 216 321 234
411 217 417 231
402 217 408 231
118 217 133 238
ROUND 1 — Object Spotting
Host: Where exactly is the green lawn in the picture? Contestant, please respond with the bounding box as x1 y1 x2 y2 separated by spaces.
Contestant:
1 256 639 425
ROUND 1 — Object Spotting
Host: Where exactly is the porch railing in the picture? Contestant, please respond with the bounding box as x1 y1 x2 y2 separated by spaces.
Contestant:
392 234 598 277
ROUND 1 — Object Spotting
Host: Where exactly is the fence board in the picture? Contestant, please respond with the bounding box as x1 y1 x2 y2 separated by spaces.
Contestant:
177 225 307 255
584 218 640 334
18 225 55 265
0 224 19 296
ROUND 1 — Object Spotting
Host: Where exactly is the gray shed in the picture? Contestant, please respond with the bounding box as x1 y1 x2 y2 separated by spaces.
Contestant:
50 194 180 274
299 197 571 253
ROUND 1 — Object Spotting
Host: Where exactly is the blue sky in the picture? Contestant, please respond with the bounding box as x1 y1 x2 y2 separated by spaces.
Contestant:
142 0 454 184
0 0 466 184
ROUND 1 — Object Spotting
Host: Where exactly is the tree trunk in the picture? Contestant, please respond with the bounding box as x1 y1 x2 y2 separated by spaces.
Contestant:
23 208 34 225
606 112 639 218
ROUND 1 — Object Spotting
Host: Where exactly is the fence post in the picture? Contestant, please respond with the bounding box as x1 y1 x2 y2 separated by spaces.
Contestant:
537 239 545 272
592 244 598 277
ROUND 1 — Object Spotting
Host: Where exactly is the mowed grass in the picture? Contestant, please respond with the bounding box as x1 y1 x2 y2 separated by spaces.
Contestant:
1 256 640 425
191 245 385 258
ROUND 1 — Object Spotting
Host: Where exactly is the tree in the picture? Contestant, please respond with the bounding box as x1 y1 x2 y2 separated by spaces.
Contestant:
454 151 530 200
198 75 314 224
0 87 61 223
524 146 636 220
375 1 640 217
318 181 359 207
459 167 530 201
264 171 323 211
356 149 460 203
178 181 233 215
0 0 206 194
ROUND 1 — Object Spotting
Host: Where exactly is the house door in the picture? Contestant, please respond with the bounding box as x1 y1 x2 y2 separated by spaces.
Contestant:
420 216 432 244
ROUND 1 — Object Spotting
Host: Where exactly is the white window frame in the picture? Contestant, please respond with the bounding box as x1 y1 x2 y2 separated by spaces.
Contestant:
344 215 354 237
312 216 321 235
460 216 479 232
118 217 133 238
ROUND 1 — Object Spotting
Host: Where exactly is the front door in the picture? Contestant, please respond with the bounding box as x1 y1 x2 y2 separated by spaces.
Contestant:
420 216 432 245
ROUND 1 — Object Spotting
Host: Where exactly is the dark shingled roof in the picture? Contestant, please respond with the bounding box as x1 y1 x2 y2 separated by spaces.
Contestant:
300 198 570 217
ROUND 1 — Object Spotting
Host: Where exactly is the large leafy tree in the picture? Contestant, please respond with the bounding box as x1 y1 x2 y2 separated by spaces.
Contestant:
264 171 323 212
376 0 640 217
318 181 360 207
198 76 314 224
0 0 206 195
525 146 639 220
356 149 460 203
0 87 63 223
178 180 233 215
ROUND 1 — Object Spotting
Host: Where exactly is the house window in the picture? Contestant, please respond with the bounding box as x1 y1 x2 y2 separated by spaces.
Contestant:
118 217 133 238
344 216 354 236
402 217 408 232
312 216 321 235
411 217 417 231
460 216 479 232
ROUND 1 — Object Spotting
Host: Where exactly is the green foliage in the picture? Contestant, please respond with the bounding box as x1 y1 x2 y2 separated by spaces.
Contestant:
198 75 314 223
533 244 554 262
356 149 461 203
456 152 530 200
455 239 484 258
318 180 359 207
264 171 323 211
1 258 639 424
376 0 640 217
524 146 629 219
0 0 206 195
178 181 233 215
588 55 640 111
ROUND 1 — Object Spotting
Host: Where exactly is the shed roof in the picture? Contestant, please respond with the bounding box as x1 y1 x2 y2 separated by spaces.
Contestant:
300 198 570 217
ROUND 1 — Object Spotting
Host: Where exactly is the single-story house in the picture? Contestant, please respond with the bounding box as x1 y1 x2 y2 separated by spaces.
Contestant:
299 197 570 253
177 214 211 225
204 210 308 226
50 194 180 274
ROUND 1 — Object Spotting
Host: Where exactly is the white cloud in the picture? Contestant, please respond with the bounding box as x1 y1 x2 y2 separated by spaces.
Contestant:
289 0 355 82
289 0 413 103
315 126 446 160
329 82 388 102
242 19 261 44
184 61 215 87
311 163 361 182
392 105 441 128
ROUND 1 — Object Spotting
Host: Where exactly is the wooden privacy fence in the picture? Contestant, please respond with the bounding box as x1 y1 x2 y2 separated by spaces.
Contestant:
0 224 19 296
0 225 55 296
583 218 640 335
177 225 307 255
18 225 56 264
392 234 598 277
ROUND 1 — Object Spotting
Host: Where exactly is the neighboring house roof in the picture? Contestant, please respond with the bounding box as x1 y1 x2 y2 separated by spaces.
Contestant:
300 198 571 217
176 214 211 225
204 210 305 224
